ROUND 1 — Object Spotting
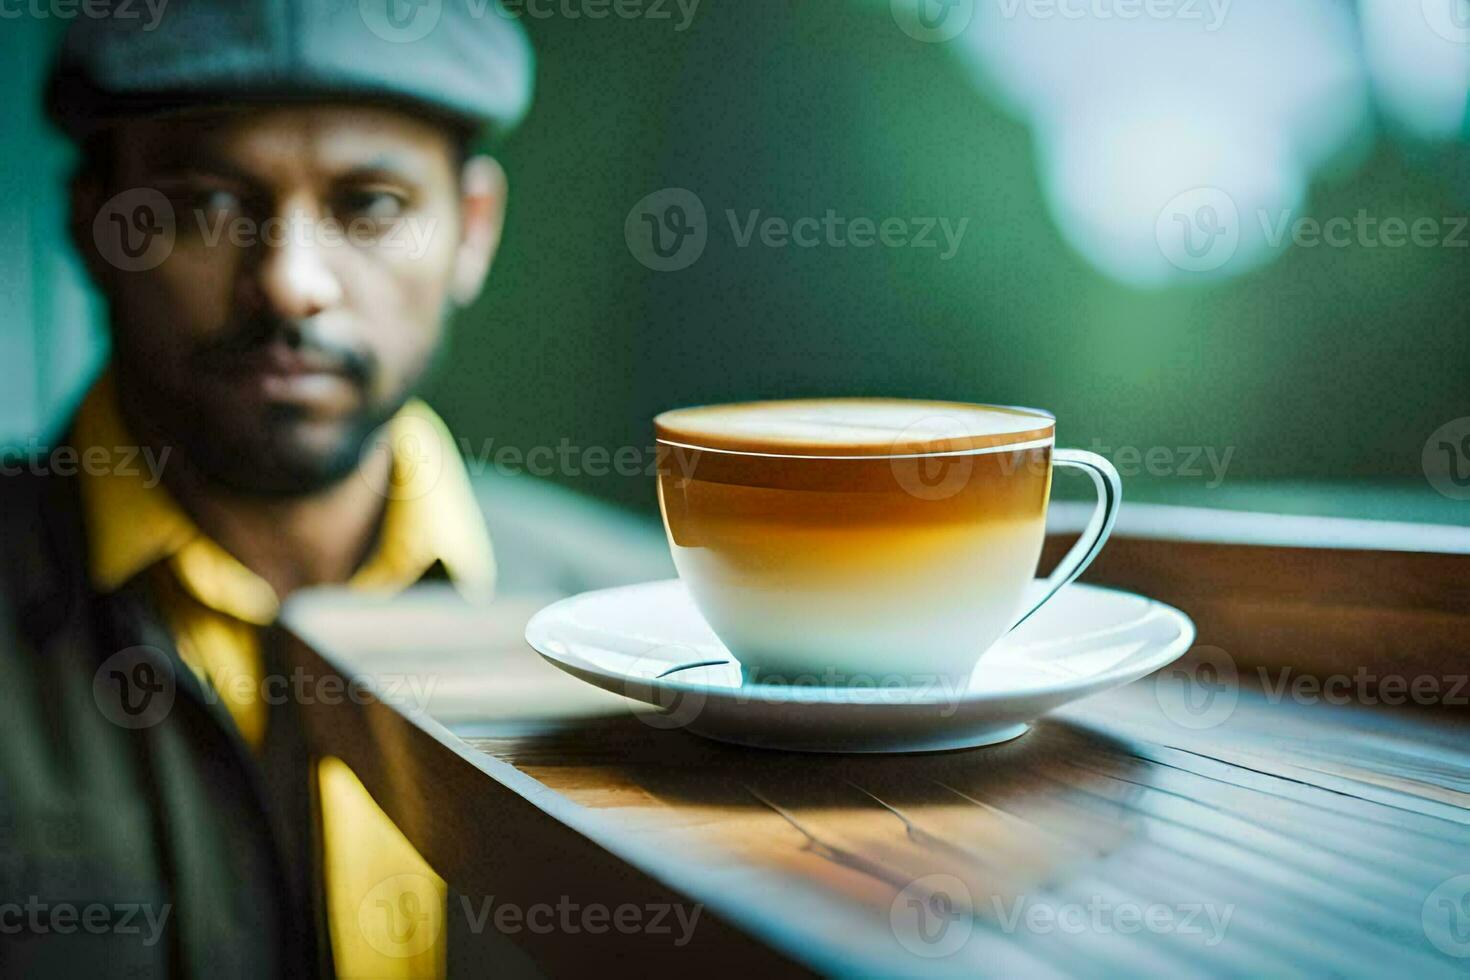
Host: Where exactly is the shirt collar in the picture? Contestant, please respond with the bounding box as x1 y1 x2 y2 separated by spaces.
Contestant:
75 372 495 624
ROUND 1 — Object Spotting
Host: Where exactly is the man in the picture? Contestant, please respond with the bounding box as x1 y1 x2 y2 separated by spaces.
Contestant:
1 2 533 976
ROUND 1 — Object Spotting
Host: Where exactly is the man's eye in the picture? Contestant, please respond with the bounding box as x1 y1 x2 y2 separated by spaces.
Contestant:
335 190 408 221
187 190 242 216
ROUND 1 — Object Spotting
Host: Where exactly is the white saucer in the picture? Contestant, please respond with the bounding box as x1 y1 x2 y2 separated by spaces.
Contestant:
525 579 1195 753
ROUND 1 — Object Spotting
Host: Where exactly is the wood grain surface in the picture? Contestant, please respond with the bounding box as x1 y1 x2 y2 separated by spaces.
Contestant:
283 511 1470 977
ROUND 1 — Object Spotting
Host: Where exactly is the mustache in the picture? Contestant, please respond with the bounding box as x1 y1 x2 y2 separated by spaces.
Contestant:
195 317 375 387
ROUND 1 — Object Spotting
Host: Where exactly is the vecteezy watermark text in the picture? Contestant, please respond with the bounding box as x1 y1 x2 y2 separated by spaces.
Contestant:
0 897 171 947
1156 645 1470 732
992 894 1235 946
200 667 440 715
93 188 442 272
1 441 170 488
498 0 699 29
357 874 703 959
995 0 1230 31
360 0 699 42
0 0 168 28
1257 210 1469 251
889 439 1232 504
621 646 974 733
1085 440 1233 487
358 412 702 501
458 437 674 479
624 188 971 272
725 210 970 261
1158 188 1469 274
92 645 439 731
888 874 1234 959
1257 667 1468 709
458 894 702 945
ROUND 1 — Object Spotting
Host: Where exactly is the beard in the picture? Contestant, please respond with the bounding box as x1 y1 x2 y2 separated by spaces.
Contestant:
111 310 441 500
167 393 408 498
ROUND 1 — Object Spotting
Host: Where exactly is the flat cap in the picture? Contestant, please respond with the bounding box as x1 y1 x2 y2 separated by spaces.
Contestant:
46 0 534 141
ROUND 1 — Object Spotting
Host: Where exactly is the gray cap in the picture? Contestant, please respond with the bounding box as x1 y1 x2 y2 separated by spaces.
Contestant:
46 0 535 141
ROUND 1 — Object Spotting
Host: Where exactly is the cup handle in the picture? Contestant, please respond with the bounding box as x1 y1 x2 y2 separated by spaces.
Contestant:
1007 448 1122 632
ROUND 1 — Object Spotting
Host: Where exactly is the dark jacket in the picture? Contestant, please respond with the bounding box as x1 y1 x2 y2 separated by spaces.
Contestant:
0 463 325 978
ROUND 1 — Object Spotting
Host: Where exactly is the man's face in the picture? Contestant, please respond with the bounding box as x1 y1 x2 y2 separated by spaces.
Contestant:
85 104 496 495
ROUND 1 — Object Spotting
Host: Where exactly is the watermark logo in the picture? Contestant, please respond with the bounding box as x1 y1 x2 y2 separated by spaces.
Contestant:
626 188 708 272
92 646 177 730
890 0 974 43
1154 645 1237 730
623 645 712 730
1157 187 1240 274
1423 418 1470 501
1422 0 1470 44
360 413 446 502
359 873 442 959
890 874 974 958
889 415 976 502
1423 874 1470 958
93 188 176 273
360 0 443 42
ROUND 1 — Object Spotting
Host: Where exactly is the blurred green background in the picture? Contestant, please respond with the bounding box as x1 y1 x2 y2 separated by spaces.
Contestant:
4 6 1467 524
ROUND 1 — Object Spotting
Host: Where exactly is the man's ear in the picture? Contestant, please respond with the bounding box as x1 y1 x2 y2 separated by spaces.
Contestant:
450 155 508 307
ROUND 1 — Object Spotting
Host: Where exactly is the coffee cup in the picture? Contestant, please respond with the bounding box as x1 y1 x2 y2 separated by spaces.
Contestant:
655 398 1120 690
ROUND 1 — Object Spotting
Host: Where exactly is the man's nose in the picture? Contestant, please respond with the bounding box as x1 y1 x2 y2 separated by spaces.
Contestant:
254 208 345 320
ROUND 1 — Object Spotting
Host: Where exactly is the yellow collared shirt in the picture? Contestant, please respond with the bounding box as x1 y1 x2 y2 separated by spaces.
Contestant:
75 373 492 979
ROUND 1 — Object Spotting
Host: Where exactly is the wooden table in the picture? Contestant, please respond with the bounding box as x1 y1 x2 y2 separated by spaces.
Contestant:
282 505 1470 977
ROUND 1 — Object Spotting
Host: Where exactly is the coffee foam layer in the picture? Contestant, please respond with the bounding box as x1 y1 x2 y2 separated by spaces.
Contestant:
655 398 1054 457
